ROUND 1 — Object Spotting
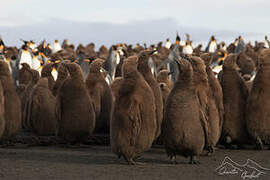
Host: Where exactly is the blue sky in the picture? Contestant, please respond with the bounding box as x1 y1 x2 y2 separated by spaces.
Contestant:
1 0 269 46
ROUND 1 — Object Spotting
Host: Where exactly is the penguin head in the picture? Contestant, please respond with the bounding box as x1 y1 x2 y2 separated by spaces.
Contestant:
210 36 216 41
122 56 138 78
265 36 268 40
173 57 193 79
41 63 54 77
57 61 69 77
223 54 240 71
137 50 157 67
63 62 83 78
30 69 40 84
21 63 31 70
157 69 170 81
258 49 270 67
200 53 213 66
176 32 181 45
89 58 105 73
217 50 227 66
187 56 207 82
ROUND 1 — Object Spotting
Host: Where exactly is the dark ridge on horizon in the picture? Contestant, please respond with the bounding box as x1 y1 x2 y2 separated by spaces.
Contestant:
0 18 263 48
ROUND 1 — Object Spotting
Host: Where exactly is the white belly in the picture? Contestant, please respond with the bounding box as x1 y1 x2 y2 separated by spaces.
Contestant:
53 43 62 53
19 50 32 69
32 56 41 70
209 42 217 53
183 45 193 55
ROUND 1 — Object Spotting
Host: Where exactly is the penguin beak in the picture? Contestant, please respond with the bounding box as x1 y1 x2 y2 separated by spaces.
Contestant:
100 67 107 73
55 60 61 64
83 59 91 63
149 49 157 55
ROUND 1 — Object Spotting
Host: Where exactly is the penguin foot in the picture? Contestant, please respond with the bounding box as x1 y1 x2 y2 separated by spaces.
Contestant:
123 155 136 165
127 159 136 165
226 136 232 144
170 156 177 164
207 146 215 156
255 137 264 150
189 156 200 165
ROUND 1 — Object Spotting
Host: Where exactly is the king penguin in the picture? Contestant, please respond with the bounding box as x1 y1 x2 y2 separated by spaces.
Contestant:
17 40 33 69
53 40 62 53
264 36 270 48
165 38 171 49
205 36 217 53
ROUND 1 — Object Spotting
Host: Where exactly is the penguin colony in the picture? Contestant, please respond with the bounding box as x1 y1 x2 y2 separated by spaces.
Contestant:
0 34 269 165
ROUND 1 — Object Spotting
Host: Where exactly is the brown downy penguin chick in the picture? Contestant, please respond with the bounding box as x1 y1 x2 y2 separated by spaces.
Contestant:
157 69 173 89
0 82 5 139
189 56 218 154
41 63 55 92
18 63 32 86
56 62 95 143
137 50 163 138
200 53 224 154
86 58 113 133
236 52 255 76
0 61 21 140
220 54 250 145
111 56 156 165
26 78 57 135
52 62 69 96
163 58 207 164
246 49 270 149
21 69 40 130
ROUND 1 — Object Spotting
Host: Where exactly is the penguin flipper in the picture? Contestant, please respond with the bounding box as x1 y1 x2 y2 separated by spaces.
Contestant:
91 86 101 119
128 100 142 147
55 94 62 136
25 91 34 130
199 108 210 148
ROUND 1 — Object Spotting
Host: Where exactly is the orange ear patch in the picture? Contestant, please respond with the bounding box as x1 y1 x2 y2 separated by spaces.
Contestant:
83 59 91 62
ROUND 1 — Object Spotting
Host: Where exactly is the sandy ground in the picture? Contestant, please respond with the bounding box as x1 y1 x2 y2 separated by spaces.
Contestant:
0 145 269 180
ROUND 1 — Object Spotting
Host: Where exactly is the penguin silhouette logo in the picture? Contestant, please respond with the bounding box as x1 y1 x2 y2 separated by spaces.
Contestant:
216 156 270 180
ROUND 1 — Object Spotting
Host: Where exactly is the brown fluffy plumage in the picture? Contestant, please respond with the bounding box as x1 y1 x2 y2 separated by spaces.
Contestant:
111 56 156 165
56 63 95 143
52 62 69 96
0 81 5 139
0 61 21 139
26 78 57 135
236 52 255 75
189 56 217 153
18 63 32 86
137 50 163 138
163 58 206 164
220 54 250 145
246 49 270 148
110 77 123 103
41 63 55 92
86 58 113 133
200 53 224 153
159 83 170 109
21 69 40 130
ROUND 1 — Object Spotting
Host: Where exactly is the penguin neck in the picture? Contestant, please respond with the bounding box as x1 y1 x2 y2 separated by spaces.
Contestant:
175 76 194 89
137 61 153 78
56 70 68 82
